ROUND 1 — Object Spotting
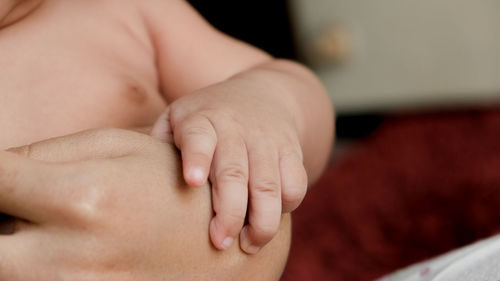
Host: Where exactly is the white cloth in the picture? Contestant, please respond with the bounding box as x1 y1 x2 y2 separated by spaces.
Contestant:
377 235 500 281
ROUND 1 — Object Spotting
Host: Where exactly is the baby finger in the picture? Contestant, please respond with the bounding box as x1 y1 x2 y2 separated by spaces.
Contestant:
174 114 217 187
279 148 308 213
240 143 282 254
210 135 249 250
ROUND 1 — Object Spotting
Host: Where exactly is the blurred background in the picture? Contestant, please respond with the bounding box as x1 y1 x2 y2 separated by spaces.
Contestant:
188 1 500 280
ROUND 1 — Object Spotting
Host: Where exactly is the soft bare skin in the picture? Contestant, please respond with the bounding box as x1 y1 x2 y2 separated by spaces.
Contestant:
0 0 166 148
1 0 334 253
0 129 292 280
147 0 334 253
0 0 333 277
0 1 292 278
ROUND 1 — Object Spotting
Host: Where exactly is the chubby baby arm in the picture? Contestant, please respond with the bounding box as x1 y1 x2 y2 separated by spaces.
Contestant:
1 129 291 280
139 0 334 254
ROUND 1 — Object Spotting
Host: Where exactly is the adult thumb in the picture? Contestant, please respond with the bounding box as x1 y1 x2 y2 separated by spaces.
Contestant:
7 128 148 162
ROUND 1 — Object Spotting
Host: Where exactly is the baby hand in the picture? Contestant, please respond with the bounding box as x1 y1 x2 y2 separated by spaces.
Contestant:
152 85 307 254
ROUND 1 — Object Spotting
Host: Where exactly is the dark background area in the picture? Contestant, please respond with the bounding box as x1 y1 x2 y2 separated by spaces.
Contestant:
188 0 296 59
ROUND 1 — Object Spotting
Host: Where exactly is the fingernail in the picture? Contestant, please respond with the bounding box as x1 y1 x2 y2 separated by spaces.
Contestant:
210 219 233 250
222 237 234 250
188 167 205 186
240 228 261 255
244 244 261 255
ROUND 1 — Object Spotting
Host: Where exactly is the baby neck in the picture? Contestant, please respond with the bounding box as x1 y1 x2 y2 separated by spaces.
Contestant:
0 0 42 29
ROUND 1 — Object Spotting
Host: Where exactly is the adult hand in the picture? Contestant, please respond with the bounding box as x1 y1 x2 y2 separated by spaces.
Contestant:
0 128 291 281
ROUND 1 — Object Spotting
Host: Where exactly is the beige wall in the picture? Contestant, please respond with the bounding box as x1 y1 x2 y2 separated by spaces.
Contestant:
290 0 500 114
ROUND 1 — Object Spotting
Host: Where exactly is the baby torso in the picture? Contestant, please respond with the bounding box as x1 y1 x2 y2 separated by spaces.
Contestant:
0 0 165 148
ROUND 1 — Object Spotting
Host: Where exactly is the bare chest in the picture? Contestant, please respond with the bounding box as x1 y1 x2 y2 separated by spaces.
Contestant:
0 3 165 148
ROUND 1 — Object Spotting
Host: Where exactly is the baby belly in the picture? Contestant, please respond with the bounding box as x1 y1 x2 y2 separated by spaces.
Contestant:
0 84 166 149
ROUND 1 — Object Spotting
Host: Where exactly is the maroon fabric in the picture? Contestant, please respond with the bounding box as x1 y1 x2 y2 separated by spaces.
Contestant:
281 107 500 281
